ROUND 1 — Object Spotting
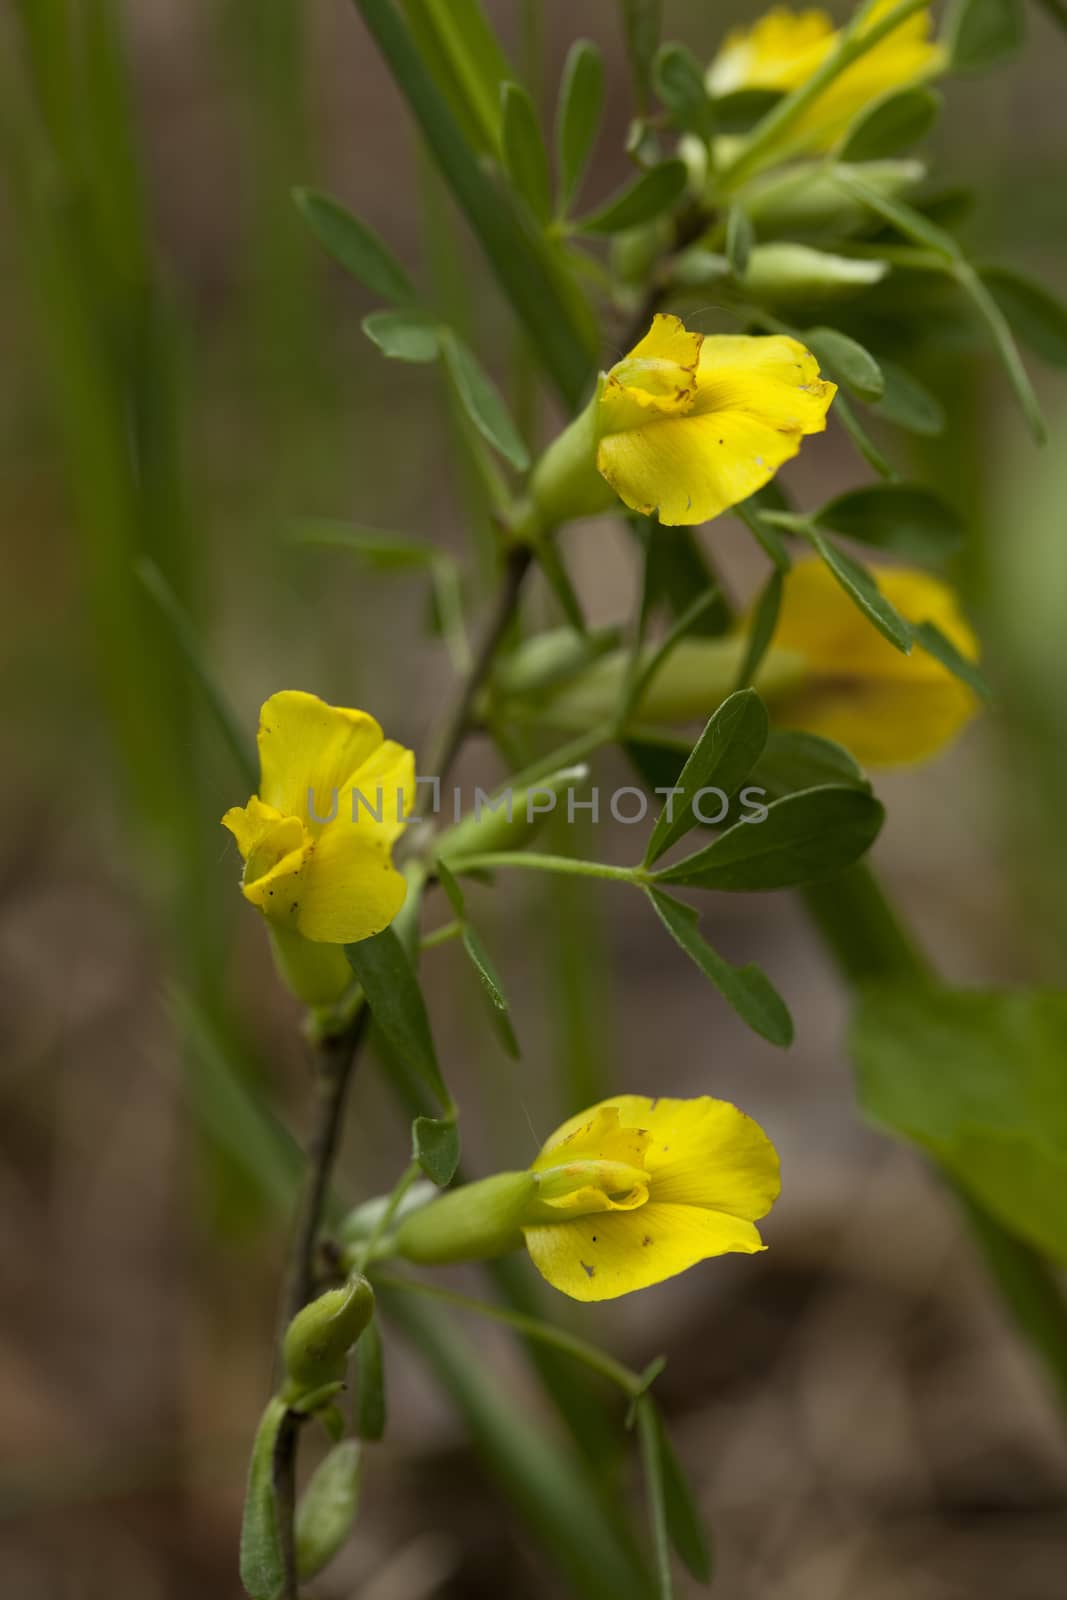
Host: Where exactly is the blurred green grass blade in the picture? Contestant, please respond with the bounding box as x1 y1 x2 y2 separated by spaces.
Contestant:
382 1287 655 1600
401 0 512 156
352 0 596 407
138 559 258 791
619 0 663 111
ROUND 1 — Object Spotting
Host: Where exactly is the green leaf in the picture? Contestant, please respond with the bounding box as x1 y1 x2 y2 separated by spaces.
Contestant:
290 519 439 569
947 0 1025 70
636 1396 673 1600
637 1395 714 1584
556 40 605 211
619 0 663 110
955 261 1046 445
463 923 521 1058
295 1440 363 1581
725 204 754 276
501 81 552 224
711 86 783 132
354 0 596 407
346 927 452 1110
912 619 992 702
362 308 441 362
749 730 870 801
656 785 885 892
356 1316 387 1441
829 165 962 260
804 327 884 401
653 43 715 141
833 393 897 481
400 0 513 156
980 265 1067 370
240 1398 287 1600
439 331 530 470
648 889 793 1046
293 188 416 304
852 984 1067 1263
812 483 963 565
867 358 945 436
435 857 466 917
838 86 941 162
807 528 913 652
735 567 784 690
577 159 688 235
412 1114 461 1186
644 689 769 866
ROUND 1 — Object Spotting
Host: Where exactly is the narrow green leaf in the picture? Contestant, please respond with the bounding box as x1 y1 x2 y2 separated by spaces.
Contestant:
638 1395 714 1583
400 0 513 155
648 889 793 1046
804 327 884 401
833 393 898 480
577 159 688 235
293 187 416 304
726 204 754 276
412 1114 461 1186
644 689 769 866
346 927 452 1110
435 857 466 917
829 165 962 259
656 785 886 892
653 43 714 141
867 358 945 436
356 1316 387 1440
136 559 257 791
980 265 1067 370
295 1440 363 1581
912 619 992 702
735 567 784 690
749 730 871 801
711 86 784 132
812 483 963 565
290 519 439 569
955 261 1046 444
947 0 1025 70
463 923 521 1058
239 1398 287 1600
362 308 440 362
440 331 530 469
556 40 605 211
807 528 913 652
353 0 595 407
636 1396 673 1600
838 85 941 162
501 81 553 224
619 0 664 110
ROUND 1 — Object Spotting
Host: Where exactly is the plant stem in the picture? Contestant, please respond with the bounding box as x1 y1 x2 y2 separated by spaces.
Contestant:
417 543 533 814
450 851 642 885
373 1272 648 1397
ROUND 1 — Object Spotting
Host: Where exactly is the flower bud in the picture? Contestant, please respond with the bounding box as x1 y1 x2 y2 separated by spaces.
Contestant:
282 1276 375 1402
741 159 925 235
391 1171 538 1265
740 243 888 304
435 765 591 862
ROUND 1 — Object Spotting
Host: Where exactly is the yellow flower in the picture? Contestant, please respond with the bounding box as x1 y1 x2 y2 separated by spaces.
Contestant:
755 556 980 765
222 690 415 958
530 313 835 529
708 2 944 153
523 1095 780 1302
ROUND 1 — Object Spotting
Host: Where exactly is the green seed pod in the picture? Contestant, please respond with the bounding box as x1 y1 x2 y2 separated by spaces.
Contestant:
282 1276 375 1402
435 765 591 862
295 1440 363 1581
742 159 925 236
392 1171 538 1264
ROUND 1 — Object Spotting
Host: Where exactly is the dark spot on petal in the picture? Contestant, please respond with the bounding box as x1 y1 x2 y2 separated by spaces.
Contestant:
643 1236 652 1247
580 1261 596 1278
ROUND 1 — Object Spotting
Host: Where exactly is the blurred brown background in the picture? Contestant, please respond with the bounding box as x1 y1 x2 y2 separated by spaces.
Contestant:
2 2 1066 1596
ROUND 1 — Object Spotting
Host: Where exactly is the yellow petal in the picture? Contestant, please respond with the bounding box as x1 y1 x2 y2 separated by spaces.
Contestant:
257 690 385 825
599 404 810 525
763 557 980 765
340 740 417 844
708 7 835 95
524 1200 765 1302
694 335 835 430
296 824 409 944
605 1095 781 1218
221 795 288 861
532 1103 653 1173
